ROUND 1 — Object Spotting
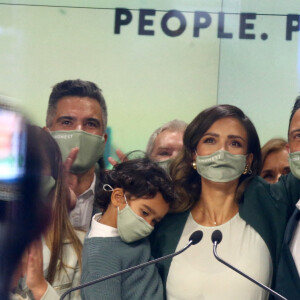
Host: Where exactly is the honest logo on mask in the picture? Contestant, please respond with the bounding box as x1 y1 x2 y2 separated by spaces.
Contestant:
197 153 222 163
195 149 247 183
53 133 73 139
51 130 105 174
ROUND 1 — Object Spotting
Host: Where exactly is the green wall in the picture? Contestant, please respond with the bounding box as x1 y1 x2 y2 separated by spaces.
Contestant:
0 0 299 164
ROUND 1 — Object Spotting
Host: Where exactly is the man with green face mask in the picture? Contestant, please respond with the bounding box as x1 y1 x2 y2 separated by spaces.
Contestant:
45 79 108 231
275 96 300 299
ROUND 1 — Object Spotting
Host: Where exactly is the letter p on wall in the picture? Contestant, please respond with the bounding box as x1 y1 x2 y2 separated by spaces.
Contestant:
115 8 133 34
286 14 300 41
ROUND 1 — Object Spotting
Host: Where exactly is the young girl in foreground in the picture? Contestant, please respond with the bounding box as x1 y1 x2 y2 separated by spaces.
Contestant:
80 158 176 300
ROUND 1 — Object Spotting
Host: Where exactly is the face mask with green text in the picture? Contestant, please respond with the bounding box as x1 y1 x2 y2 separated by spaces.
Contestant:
51 130 105 174
195 149 247 183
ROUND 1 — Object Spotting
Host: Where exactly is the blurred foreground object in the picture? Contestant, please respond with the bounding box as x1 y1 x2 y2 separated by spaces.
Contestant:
0 103 50 299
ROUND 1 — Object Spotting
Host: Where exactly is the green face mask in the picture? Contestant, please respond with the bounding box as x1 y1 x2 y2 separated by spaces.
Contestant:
156 159 172 174
50 130 105 174
288 151 300 179
196 149 247 183
117 194 154 243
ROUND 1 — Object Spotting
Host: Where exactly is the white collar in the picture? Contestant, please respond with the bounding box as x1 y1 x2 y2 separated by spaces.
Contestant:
78 173 96 198
88 213 119 238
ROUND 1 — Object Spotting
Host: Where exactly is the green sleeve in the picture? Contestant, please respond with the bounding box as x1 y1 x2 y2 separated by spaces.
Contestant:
80 239 123 300
81 273 121 300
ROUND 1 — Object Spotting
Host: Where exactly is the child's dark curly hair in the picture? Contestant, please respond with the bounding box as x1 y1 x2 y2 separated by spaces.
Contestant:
96 157 176 212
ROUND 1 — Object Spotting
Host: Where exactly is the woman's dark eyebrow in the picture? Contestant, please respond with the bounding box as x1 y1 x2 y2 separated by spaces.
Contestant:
228 135 246 142
203 133 246 142
203 132 219 137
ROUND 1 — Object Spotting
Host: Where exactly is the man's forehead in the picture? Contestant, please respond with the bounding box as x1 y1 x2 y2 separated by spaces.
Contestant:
55 96 102 118
157 129 183 139
155 130 183 144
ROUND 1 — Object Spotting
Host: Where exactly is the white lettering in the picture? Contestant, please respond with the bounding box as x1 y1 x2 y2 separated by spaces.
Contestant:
291 156 300 161
53 134 73 139
199 154 221 163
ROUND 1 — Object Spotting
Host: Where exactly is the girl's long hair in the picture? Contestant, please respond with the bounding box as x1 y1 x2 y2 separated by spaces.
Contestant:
36 127 82 284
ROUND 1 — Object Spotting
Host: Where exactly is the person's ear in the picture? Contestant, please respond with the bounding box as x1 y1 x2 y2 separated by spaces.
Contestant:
192 152 196 161
104 133 108 143
192 148 198 162
111 188 125 208
286 143 290 154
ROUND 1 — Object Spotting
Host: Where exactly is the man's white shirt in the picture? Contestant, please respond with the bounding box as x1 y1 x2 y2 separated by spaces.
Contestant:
69 174 96 231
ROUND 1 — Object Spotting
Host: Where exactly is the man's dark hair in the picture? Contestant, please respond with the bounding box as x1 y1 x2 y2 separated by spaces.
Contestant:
288 95 300 137
46 79 108 131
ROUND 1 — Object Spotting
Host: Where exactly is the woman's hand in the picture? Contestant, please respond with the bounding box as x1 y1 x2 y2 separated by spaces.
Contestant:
63 147 79 210
108 149 127 166
64 147 79 190
24 240 48 300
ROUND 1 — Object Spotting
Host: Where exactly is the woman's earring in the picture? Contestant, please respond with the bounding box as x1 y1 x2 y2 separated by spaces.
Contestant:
192 161 197 170
243 165 252 175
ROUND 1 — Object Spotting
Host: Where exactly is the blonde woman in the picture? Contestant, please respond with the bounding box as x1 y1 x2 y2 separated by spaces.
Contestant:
260 138 290 183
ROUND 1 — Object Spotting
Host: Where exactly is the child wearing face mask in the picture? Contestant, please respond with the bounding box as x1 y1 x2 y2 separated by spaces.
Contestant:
80 158 176 300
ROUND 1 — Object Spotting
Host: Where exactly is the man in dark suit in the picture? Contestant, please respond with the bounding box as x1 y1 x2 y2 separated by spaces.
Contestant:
275 97 300 299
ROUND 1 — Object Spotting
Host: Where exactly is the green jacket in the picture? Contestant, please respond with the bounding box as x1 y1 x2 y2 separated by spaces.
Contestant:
275 207 300 300
151 174 300 297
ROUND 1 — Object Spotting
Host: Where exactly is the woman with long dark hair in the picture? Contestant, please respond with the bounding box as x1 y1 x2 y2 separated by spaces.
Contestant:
152 104 300 299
